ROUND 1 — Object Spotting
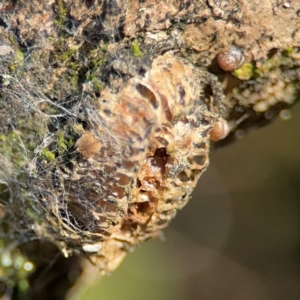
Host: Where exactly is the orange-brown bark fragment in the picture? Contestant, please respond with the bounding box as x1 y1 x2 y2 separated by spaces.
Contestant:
76 132 102 159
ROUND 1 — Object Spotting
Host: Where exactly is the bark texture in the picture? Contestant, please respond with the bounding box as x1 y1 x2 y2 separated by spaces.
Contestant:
0 0 300 299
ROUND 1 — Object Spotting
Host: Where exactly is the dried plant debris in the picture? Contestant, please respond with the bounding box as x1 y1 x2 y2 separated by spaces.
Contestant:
38 52 223 272
0 0 300 296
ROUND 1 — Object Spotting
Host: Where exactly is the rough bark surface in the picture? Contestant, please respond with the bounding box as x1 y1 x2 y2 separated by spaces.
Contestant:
0 0 300 299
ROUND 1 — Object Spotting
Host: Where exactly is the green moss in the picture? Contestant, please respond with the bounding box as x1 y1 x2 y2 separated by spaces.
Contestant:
9 63 16 71
282 47 293 57
91 77 104 92
0 114 45 174
57 131 75 153
57 131 67 151
67 61 79 70
57 0 67 17
131 40 143 57
92 59 105 69
255 58 276 77
83 182 93 189
51 37 81 70
71 74 79 89
71 41 107 93
55 0 68 27
233 47 299 82
61 47 78 62
7 34 17 46
254 48 298 78
41 148 55 161
68 139 74 148
0 132 25 168
15 49 24 66
86 64 105 93
88 47 107 71
8 48 24 71
234 63 254 80
99 43 108 52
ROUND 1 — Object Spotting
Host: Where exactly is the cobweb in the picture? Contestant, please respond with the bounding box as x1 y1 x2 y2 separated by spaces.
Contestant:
0 0 130 294
0 1 223 297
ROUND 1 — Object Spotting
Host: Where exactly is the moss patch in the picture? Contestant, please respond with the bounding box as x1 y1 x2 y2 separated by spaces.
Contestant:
41 148 55 161
55 0 68 27
234 63 254 80
131 40 143 57
57 130 74 152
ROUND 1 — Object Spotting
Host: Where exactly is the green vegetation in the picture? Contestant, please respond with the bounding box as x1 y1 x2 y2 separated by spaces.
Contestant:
41 148 55 162
55 0 68 27
0 244 35 295
234 62 254 80
234 47 299 80
131 40 143 57
57 131 74 152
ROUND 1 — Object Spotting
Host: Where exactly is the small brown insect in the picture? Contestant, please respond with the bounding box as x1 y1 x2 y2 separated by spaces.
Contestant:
217 47 244 71
210 118 230 141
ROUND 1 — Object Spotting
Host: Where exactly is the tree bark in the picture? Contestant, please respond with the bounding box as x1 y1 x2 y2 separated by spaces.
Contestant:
0 0 300 299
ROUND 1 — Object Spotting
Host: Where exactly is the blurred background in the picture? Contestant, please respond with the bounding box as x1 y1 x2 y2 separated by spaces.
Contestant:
71 103 300 300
